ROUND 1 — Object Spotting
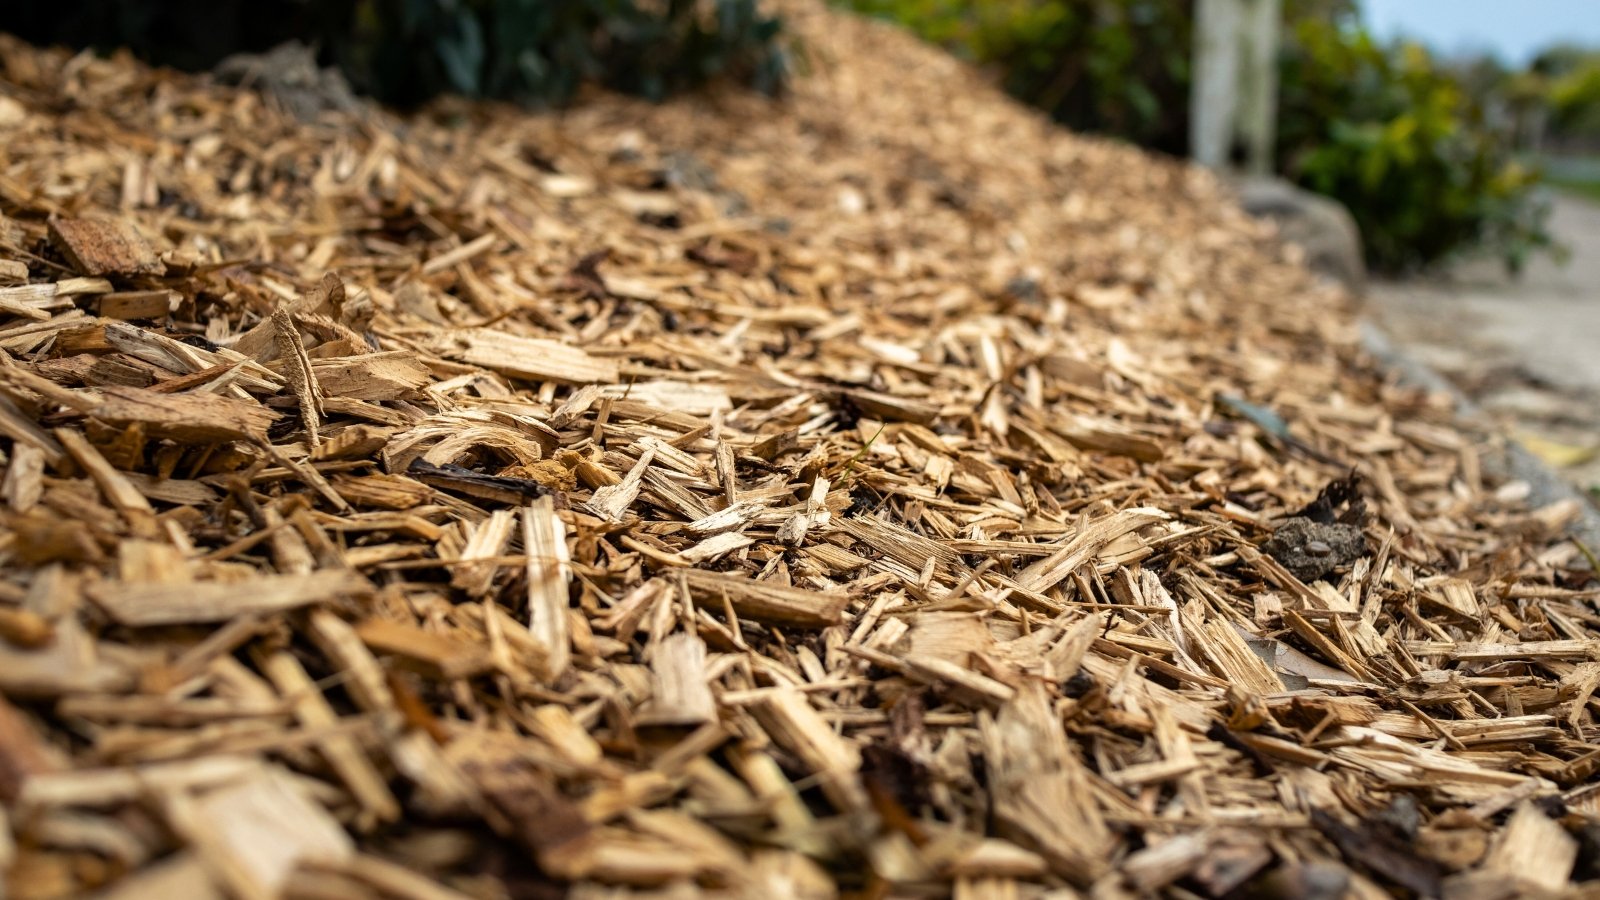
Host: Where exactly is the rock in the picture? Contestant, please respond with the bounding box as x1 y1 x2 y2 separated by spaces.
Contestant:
1263 517 1366 582
1236 177 1366 294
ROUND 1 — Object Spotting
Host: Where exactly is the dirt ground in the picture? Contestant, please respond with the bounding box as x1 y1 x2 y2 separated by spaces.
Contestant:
1367 192 1600 498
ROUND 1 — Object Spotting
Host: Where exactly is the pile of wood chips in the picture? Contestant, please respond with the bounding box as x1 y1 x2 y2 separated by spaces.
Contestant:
2 4 1599 898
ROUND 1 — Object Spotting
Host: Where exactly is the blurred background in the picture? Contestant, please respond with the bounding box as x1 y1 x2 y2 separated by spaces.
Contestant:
7 0 1600 488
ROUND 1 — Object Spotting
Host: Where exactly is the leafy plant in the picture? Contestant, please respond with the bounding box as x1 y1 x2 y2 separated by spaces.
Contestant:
329 0 789 106
1277 18 1554 272
1535 46 1600 147
3 0 790 108
842 0 1192 155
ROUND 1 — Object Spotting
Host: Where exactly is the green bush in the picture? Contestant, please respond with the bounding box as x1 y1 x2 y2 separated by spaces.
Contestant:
837 0 1552 274
1536 47 1600 146
334 0 789 106
843 0 1192 155
3 0 790 107
1278 19 1554 273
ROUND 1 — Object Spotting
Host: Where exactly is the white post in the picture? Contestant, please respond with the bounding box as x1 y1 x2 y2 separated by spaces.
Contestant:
1191 0 1242 170
1240 0 1281 175
1191 0 1280 173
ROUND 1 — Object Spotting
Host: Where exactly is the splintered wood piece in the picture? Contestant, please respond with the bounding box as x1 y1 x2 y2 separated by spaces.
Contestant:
1121 833 1213 894
523 497 571 680
0 614 130 697
421 232 499 276
318 426 401 463
331 472 430 509
1486 639 1600 661
585 446 653 523
94 385 278 443
454 741 595 873
260 650 401 828
433 329 619 384
48 217 166 277
88 570 371 626
95 289 175 320
527 705 605 770
681 568 849 628
1050 413 1165 462
837 386 939 424
55 427 159 539
750 688 867 814
3 440 45 511
166 765 353 900
273 309 325 451
638 633 716 728
980 683 1111 884
234 273 347 361
312 352 432 401
451 509 517 598
1013 507 1168 593
777 475 829 546
0 284 54 320
601 381 732 415
354 617 493 681
901 654 1017 706
306 611 397 713
1481 803 1577 891
1420 578 1481 619
0 392 63 462
1195 620 1285 693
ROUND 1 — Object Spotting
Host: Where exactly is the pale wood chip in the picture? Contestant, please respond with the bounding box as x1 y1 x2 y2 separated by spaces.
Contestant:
88 570 371 626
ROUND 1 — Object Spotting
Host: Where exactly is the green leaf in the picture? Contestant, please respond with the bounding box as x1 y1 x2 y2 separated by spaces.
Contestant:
435 9 485 94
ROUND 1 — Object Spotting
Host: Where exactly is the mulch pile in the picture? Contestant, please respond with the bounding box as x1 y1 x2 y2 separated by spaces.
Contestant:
2 3 1599 898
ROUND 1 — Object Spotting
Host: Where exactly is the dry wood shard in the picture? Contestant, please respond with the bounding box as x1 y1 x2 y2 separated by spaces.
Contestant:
48 216 165 277
88 570 372 626
95 384 277 443
681 568 849 628
433 329 619 385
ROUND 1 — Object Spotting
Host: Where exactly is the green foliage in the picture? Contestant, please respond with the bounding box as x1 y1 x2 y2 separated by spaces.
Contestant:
842 0 1193 155
4 0 790 108
1277 20 1553 273
334 0 789 106
1537 47 1600 144
836 0 1552 273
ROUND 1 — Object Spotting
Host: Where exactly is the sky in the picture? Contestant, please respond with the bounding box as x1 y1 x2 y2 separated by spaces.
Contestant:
1363 0 1600 64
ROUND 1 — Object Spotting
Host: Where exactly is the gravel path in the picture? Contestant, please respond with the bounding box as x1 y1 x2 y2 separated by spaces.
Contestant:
1368 193 1600 497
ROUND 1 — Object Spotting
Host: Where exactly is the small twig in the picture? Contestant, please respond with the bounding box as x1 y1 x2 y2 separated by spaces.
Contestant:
837 421 886 486
1574 536 1600 580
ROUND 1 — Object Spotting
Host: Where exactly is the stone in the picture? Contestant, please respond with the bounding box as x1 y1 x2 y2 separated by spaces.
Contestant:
1236 176 1365 294
1263 516 1366 582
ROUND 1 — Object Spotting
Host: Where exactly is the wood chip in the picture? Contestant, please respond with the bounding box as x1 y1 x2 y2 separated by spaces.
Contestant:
681 568 849 628
273 309 325 451
95 384 277 443
88 570 371 626
48 217 165 277
432 329 619 384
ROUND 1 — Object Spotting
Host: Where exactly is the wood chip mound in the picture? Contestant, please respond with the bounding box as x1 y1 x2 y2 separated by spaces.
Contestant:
2 5 1598 898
